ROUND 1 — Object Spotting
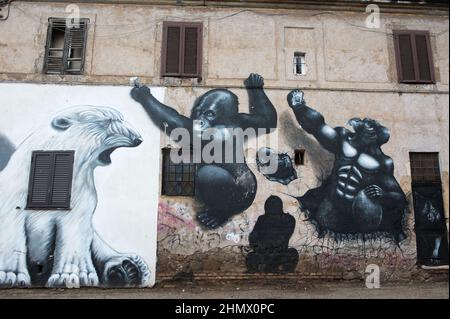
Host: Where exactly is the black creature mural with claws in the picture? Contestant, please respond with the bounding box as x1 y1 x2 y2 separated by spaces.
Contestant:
131 74 277 229
287 90 408 242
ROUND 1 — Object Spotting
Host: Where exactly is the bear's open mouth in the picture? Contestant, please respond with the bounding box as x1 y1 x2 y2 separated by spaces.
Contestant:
98 147 119 165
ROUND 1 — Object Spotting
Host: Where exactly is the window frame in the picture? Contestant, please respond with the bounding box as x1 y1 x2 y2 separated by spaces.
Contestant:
44 17 89 75
161 148 196 197
393 30 435 84
26 150 75 210
161 21 203 78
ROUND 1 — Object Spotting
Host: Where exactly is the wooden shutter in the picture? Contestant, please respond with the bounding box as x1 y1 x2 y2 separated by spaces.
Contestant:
44 18 88 75
164 25 181 75
27 151 74 209
44 19 66 74
161 22 202 77
394 30 435 84
64 20 88 74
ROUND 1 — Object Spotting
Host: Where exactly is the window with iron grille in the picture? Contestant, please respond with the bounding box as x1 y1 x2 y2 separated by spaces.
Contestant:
393 30 435 84
161 148 196 196
44 18 89 75
161 22 203 78
409 152 441 185
26 151 74 209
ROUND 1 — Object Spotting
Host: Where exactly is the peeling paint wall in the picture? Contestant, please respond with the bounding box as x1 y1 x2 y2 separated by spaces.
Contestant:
0 1 448 281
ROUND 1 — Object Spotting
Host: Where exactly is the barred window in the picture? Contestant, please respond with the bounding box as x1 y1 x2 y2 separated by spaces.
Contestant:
161 148 196 196
409 152 441 184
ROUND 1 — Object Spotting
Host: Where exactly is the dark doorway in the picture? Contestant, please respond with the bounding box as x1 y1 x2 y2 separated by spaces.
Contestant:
410 153 449 266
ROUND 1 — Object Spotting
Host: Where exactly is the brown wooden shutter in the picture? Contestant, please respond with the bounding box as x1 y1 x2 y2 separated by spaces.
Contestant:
183 26 199 75
165 25 181 74
394 30 435 84
414 33 434 83
396 33 415 82
27 151 74 209
162 22 202 77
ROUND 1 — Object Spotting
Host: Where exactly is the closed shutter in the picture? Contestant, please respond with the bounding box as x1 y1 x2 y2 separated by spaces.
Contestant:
397 34 415 81
414 33 433 82
44 18 88 75
27 151 74 209
165 26 181 74
183 26 199 75
394 30 435 84
28 153 53 205
162 22 202 77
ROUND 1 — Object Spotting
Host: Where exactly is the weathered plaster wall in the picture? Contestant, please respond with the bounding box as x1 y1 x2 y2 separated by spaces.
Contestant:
0 1 448 281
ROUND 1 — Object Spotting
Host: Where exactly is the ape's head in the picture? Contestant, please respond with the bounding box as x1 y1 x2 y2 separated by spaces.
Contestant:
191 89 239 131
348 117 390 147
50 106 142 167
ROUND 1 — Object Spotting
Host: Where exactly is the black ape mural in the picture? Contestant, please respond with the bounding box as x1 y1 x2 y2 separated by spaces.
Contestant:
131 74 277 229
256 147 298 185
287 90 408 242
246 196 299 272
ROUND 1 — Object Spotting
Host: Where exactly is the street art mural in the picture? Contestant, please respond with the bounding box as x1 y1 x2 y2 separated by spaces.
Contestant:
256 147 298 185
246 196 299 272
131 73 277 230
0 106 150 288
287 90 408 242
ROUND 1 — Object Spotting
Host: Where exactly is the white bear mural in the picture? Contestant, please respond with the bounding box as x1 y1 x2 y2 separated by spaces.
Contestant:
0 105 151 288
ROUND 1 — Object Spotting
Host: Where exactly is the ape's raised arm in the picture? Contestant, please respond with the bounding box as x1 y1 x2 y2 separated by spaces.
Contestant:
287 90 339 153
238 74 277 131
130 86 193 137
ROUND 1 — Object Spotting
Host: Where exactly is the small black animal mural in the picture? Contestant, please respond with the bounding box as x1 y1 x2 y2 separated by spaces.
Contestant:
256 147 298 185
246 196 299 272
287 90 408 242
131 74 277 229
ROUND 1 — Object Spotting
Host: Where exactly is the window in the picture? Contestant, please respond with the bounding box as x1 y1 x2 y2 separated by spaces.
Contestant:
294 149 305 165
293 52 307 76
409 152 441 184
26 151 74 209
161 22 203 78
393 30 435 84
44 18 89 75
161 148 196 196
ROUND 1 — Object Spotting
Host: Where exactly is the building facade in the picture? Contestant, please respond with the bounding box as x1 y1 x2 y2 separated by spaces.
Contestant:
0 0 448 287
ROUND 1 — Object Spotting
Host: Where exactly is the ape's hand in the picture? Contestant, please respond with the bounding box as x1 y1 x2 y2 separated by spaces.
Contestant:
244 73 264 89
287 89 305 108
364 185 386 199
130 86 152 104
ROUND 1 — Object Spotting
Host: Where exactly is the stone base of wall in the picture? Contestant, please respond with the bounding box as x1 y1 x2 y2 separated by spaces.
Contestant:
157 248 449 283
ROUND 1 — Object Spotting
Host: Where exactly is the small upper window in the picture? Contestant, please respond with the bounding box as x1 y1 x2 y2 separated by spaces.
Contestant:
161 22 203 78
44 18 89 75
293 52 307 76
27 151 74 210
161 148 196 196
393 30 435 84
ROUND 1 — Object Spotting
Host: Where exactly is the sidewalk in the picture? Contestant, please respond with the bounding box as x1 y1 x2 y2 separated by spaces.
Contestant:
0 281 448 299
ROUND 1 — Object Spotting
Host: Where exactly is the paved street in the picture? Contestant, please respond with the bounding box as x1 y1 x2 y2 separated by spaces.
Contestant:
0 281 448 299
